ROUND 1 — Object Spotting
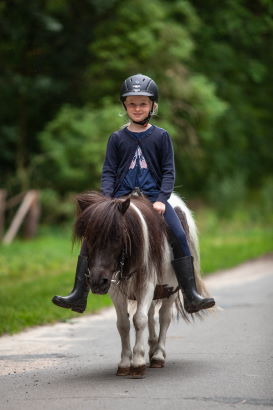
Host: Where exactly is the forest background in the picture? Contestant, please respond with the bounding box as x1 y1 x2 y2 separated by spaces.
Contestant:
1 0 273 218
0 0 273 334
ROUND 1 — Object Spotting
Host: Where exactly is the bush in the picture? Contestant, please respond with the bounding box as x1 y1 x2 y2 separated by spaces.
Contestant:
205 172 247 215
33 100 123 194
40 189 75 224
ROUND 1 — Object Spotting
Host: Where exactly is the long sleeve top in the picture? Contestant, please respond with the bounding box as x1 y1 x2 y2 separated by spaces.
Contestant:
100 125 175 203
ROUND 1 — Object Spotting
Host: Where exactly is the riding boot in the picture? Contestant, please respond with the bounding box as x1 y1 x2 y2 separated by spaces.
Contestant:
52 255 89 313
172 256 215 313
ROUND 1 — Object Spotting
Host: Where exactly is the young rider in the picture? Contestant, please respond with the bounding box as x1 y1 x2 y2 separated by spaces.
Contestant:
52 74 215 314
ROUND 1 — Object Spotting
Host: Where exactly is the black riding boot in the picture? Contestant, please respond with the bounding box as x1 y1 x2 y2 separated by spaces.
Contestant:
172 256 215 313
52 255 89 313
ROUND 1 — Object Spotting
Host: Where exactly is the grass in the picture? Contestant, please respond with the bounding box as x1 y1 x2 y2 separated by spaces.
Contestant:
0 208 272 336
196 208 273 273
0 229 112 335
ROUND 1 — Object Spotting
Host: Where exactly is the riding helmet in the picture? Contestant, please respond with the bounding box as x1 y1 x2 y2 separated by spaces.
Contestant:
120 74 158 102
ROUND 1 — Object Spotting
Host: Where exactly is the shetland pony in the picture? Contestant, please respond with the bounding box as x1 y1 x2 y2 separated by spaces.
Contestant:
74 191 211 378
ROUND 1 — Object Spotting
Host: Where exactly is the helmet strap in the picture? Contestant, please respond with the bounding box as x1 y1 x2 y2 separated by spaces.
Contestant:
132 115 151 127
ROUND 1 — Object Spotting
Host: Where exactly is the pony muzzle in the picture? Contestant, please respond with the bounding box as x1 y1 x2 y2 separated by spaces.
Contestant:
89 270 112 295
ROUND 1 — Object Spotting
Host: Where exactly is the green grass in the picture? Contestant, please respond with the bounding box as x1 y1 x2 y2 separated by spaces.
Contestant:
0 209 272 336
198 211 273 273
0 230 112 336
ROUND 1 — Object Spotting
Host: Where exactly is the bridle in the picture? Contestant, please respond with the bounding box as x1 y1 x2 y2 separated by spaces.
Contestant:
85 249 136 286
111 249 138 285
111 249 126 285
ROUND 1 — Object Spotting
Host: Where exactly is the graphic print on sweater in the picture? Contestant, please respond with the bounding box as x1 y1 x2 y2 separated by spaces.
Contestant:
129 146 147 169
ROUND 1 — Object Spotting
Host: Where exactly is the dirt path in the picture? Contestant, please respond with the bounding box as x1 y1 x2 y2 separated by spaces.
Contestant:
0 254 272 409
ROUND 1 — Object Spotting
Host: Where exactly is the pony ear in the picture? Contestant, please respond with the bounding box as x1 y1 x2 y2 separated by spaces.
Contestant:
118 197 130 214
76 191 104 212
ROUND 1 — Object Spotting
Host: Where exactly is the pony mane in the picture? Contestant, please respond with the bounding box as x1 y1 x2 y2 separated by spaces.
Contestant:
128 196 166 277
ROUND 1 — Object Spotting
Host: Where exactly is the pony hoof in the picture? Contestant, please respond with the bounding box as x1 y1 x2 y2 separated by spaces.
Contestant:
130 365 146 378
150 359 165 368
116 367 130 376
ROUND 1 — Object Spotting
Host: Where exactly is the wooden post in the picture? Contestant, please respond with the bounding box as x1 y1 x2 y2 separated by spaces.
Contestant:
5 192 25 210
23 191 40 239
2 191 37 245
0 189 7 239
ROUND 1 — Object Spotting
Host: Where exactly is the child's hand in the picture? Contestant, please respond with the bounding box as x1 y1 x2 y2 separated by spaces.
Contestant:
153 201 166 215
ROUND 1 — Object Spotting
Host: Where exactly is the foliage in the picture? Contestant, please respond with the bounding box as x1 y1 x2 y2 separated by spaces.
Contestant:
0 0 272 219
190 0 273 196
34 101 123 193
0 0 119 190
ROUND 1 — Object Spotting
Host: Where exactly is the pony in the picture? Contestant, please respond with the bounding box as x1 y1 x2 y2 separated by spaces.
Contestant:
74 191 211 378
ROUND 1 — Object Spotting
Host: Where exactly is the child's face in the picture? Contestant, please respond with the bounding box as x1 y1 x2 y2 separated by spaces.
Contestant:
124 95 153 123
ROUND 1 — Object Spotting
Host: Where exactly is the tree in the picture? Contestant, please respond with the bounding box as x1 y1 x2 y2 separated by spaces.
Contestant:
1 0 272 216
0 0 119 191
190 0 273 199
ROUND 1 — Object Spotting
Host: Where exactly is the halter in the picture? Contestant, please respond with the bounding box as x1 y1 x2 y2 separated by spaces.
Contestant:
85 249 136 286
111 250 126 285
111 250 136 286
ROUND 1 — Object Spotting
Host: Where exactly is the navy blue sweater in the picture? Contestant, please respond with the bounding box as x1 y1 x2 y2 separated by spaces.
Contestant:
101 125 175 202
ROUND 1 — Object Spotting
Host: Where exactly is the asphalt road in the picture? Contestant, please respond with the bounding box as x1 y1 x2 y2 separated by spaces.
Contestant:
0 255 272 410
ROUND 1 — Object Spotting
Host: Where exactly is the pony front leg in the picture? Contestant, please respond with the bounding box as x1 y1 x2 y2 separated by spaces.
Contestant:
150 294 176 368
131 281 155 378
148 301 159 361
109 288 132 376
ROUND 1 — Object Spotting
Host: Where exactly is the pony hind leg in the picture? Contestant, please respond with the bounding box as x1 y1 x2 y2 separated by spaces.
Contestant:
110 289 132 376
150 294 176 368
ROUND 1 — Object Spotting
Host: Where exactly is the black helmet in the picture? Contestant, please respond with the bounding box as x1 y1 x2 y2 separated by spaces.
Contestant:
120 74 158 102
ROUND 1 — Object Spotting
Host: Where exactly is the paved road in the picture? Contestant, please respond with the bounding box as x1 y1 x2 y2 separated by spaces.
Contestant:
0 255 273 410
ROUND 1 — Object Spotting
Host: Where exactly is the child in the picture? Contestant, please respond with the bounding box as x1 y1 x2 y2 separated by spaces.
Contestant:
52 74 215 314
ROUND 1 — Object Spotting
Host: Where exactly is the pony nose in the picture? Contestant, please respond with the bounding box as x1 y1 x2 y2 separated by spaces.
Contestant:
98 277 110 287
89 270 111 294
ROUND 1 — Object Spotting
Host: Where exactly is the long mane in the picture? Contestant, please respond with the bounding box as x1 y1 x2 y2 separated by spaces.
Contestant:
74 192 167 279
